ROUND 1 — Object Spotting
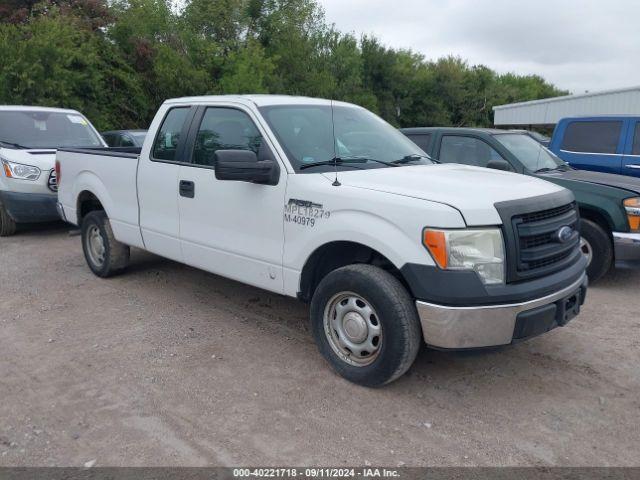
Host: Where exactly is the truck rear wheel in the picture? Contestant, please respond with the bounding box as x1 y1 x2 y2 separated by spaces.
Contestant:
0 202 17 237
310 264 422 387
580 219 612 283
81 210 130 277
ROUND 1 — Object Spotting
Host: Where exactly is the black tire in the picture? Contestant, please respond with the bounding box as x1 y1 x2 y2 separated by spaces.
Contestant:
81 210 130 277
310 264 422 387
0 202 17 237
580 219 612 283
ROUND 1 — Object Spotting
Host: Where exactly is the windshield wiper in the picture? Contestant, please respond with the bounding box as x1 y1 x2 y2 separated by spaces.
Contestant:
535 164 571 173
299 156 399 170
391 154 437 165
0 140 28 149
300 157 365 170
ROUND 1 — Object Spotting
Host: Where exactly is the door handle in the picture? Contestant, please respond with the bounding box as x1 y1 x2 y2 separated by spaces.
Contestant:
179 180 195 198
626 164 640 169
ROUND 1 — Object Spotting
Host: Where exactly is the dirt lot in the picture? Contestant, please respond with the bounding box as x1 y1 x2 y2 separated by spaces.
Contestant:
1 224 639 467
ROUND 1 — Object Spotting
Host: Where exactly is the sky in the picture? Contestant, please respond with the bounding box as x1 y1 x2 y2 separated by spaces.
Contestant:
318 0 639 94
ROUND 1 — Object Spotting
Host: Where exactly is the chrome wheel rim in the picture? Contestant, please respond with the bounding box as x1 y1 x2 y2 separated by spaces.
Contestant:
86 225 106 267
323 292 382 367
580 236 593 267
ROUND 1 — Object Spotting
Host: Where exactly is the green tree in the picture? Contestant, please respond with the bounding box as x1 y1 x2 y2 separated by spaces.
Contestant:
0 11 146 129
219 41 275 93
0 0 569 130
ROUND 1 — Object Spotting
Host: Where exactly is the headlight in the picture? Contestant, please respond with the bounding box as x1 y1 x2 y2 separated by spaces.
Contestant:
624 197 640 232
2 159 41 181
423 228 505 285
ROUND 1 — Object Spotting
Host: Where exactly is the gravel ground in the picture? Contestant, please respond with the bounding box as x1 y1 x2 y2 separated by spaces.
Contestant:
1 224 639 467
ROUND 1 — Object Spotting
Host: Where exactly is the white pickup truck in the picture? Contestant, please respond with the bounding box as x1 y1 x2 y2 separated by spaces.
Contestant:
57 95 588 386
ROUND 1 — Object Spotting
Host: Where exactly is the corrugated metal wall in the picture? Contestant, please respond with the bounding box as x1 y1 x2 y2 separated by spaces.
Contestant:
493 86 640 126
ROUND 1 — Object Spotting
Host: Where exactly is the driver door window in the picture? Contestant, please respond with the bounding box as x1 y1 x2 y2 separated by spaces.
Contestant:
439 135 504 168
193 108 263 167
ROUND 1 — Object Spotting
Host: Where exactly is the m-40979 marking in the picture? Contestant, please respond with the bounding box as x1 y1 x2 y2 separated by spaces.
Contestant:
284 199 331 227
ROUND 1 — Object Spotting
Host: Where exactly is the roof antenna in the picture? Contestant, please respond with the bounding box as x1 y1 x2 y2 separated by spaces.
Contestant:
330 99 341 186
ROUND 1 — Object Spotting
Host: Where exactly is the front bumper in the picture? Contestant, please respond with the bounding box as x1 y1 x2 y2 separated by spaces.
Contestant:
613 232 640 263
416 273 588 349
0 191 60 223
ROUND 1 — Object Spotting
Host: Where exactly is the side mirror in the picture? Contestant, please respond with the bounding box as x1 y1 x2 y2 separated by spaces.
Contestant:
486 159 513 172
215 150 279 185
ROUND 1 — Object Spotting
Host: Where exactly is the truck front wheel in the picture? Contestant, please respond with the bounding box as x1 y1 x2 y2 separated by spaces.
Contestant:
580 219 612 283
0 202 17 237
310 264 422 387
81 210 130 277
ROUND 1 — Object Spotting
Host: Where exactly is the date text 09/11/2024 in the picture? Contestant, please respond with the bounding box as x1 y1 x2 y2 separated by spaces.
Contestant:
232 468 401 478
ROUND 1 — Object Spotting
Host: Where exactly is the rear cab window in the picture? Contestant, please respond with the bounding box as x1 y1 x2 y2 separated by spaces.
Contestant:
561 121 623 154
152 107 191 162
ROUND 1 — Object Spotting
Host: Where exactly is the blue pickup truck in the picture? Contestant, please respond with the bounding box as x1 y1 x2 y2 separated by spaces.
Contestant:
549 116 640 178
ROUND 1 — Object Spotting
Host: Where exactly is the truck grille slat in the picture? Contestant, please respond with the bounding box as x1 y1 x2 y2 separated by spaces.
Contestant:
518 203 575 224
513 202 580 279
519 238 580 263
516 210 578 236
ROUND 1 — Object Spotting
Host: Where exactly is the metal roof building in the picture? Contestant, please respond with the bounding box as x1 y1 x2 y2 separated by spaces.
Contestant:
493 86 640 127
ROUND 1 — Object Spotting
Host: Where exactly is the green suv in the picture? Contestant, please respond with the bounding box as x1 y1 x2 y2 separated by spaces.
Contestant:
402 127 640 282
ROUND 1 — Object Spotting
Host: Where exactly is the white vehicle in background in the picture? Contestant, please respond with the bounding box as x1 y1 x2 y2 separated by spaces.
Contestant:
56 95 588 386
0 106 105 236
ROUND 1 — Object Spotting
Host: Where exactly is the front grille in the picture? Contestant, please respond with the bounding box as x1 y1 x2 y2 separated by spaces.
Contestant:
519 203 574 224
527 250 574 270
512 202 580 280
521 232 554 249
48 169 58 192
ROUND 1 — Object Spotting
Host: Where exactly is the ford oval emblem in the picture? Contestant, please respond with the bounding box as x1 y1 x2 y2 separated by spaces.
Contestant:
556 226 574 243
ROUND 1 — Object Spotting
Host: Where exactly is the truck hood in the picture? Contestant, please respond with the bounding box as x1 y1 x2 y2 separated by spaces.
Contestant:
323 164 565 226
539 168 640 195
0 148 56 170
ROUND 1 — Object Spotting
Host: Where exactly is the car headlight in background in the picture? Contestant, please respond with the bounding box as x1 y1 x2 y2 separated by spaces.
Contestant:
624 197 640 232
1 159 41 181
423 228 505 285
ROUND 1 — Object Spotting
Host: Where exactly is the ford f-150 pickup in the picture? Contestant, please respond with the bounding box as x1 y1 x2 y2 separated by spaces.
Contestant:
56 95 588 386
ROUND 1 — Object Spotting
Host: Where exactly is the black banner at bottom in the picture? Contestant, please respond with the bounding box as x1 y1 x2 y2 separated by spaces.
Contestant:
1 468 640 480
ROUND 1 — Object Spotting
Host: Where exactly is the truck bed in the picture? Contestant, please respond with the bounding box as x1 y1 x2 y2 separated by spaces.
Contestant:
57 147 144 248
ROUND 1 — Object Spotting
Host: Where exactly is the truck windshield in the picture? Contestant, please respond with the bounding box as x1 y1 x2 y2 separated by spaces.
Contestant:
494 133 565 172
0 110 102 149
259 104 433 172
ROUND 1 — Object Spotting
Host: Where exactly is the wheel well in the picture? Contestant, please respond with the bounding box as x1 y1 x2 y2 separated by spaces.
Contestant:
77 191 104 224
579 207 612 239
298 241 408 303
